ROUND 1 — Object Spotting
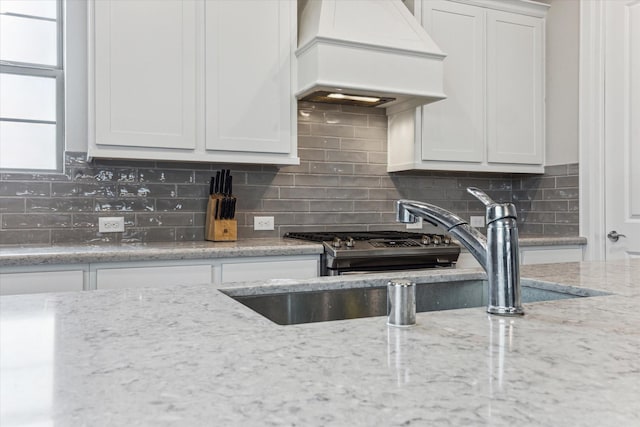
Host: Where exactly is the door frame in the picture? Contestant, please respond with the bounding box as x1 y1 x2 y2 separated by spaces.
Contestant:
579 0 607 261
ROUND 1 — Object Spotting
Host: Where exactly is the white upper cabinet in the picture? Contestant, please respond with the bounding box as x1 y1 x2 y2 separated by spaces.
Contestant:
89 0 299 165
421 1 484 163
93 0 197 151
486 9 544 165
205 0 292 155
388 0 548 173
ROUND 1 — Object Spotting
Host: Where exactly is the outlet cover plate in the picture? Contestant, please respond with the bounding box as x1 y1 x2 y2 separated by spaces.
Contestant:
254 216 275 231
470 215 485 227
406 217 423 229
99 217 125 233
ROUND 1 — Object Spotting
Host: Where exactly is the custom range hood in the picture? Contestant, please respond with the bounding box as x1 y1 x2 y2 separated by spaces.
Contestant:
296 0 446 115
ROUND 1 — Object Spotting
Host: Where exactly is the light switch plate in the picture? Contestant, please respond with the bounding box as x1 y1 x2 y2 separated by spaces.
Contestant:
470 215 485 227
254 216 275 231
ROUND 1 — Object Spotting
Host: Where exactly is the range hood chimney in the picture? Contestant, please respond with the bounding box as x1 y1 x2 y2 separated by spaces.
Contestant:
296 0 446 115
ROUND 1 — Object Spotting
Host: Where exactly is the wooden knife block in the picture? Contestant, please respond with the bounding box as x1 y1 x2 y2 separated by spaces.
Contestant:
205 196 237 241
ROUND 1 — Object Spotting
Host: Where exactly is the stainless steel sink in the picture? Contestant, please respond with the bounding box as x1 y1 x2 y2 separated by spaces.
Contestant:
224 280 608 325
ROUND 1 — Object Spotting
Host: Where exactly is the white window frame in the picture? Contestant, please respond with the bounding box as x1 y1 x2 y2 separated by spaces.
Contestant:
0 0 65 173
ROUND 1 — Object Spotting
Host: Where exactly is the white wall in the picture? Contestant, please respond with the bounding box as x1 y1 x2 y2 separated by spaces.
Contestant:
64 0 88 152
545 0 580 165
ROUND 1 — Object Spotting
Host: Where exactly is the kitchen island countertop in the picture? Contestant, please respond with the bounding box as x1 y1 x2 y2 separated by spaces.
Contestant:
1 259 637 426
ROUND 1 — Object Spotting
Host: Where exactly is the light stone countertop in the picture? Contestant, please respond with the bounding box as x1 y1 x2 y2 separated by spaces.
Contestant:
0 236 585 267
0 238 324 267
517 235 587 247
0 259 637 426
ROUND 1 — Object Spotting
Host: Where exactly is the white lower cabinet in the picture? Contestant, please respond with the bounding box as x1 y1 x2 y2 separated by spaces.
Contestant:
1 255 320 295
221 257 319 283
93 256 319 290
520 246 583 265
94 263 213 290
0 266 87 296
455 245 584 270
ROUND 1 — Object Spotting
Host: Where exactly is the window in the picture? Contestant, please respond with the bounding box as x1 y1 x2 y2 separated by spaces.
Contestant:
0 0 63 172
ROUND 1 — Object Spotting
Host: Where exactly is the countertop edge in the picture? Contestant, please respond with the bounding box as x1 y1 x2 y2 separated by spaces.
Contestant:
0 236 586 267
0 239 325 267
517 236 587 247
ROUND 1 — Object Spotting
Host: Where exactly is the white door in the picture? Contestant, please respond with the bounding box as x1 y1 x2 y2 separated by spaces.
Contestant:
604 0 640 259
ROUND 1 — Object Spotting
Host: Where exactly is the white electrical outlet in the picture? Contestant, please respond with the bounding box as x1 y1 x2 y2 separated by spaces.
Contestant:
254 216 275 231
470 215 485 227
406 217 423 229
99 216 125 233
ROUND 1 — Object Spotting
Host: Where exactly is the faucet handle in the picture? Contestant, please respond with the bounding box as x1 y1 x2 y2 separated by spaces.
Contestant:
467 187 496 206
467 187 517 223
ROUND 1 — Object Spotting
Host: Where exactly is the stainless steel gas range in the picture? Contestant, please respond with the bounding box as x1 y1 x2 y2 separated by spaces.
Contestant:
284 231 461 276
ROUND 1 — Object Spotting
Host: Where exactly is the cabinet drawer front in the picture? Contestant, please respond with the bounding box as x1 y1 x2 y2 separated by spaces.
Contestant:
0 270 84 295
521 248 583 265
96 265 212 290
222 259 318 283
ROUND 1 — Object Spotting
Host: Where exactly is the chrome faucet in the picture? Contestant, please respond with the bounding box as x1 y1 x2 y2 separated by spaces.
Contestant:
396 187 524 316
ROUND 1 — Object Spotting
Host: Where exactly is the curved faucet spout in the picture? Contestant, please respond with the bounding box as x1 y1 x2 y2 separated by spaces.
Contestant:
396 199 488 268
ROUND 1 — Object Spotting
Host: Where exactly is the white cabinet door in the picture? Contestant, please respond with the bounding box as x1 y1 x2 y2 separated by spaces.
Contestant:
93 0 197 150
95 264 212 290
421 1 484 163
0 270 85 295
486 10 544 165
205 0 293 154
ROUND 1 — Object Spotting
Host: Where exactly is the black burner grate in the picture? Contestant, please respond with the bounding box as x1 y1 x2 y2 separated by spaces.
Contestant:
284 231 441 243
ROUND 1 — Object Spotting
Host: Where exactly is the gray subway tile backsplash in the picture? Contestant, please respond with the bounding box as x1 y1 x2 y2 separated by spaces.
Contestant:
0 102 580 245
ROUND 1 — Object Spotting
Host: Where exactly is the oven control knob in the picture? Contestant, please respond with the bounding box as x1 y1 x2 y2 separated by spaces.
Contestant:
433 235 442 245
443 236 452 245
421 235 432 245
332 237 342 248
345 237 356 248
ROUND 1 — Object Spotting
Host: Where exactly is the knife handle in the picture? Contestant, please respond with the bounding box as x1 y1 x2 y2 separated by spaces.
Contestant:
224 170 231 194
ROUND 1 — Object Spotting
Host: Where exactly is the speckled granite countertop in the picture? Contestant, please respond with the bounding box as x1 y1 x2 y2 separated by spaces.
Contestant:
517 235 587 247
0 236 585 267
0 238 324 266
1 259 637 426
